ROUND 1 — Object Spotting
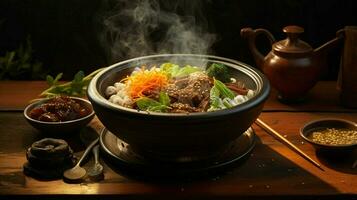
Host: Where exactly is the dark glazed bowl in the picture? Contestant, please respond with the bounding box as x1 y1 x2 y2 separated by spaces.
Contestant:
24 97 95 135
300 118 357 152
87 54 270 160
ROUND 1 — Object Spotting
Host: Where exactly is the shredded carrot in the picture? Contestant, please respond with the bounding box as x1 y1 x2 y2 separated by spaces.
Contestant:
124 67 168 99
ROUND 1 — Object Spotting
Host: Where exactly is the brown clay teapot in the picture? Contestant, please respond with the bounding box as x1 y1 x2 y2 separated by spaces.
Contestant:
241 25 343 102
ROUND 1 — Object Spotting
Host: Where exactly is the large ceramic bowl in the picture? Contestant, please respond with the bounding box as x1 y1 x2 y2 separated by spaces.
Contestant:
87 54 270 160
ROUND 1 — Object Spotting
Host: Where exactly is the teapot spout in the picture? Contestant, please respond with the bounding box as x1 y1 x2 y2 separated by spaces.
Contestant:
314 31 344 56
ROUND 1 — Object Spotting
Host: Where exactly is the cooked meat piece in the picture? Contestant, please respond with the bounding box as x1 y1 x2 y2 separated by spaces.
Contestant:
165 76 193 97
188 72 213 97
170 102 200 113
197 96 210 112
142 88 161 99
225 82 248 95
164 72 213 110
165 83 181 100
173 77 190 89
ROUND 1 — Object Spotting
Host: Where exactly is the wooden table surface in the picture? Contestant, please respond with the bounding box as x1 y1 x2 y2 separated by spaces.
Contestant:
0 81 356 200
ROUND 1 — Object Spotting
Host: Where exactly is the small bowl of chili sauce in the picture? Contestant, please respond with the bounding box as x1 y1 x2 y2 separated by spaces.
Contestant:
300 118 357 152
24 96 95 135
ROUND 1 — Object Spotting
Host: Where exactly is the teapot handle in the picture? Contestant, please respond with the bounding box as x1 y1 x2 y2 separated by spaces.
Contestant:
241 28 276 69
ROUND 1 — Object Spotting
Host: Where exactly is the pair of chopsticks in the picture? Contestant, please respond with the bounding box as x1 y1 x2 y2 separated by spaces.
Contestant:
255 118 324 171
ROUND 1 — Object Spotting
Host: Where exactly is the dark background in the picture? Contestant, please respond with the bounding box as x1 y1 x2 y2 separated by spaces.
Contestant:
0 0 356 80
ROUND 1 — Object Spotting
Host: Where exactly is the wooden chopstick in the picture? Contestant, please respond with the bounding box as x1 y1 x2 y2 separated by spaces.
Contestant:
255 118 324 171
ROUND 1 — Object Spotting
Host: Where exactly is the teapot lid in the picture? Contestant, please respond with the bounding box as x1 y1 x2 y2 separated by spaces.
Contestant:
273 25 313 56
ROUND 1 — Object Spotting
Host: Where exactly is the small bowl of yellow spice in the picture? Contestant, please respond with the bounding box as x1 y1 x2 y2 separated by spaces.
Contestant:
300 118 357 151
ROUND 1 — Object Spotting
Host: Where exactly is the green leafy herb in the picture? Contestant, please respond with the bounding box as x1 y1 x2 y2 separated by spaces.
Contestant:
136 93 170 113
160 63 180 77
214 79 235 99
222 98 234 108
209 85 222 109
174 65 202 77
160 62 202 77
158 92 170 106
206 63 230 83
40 68 104 98
208 79 237 111
46 73 63 86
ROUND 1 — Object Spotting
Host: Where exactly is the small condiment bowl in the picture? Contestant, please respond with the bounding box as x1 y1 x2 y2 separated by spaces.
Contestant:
300 118 357 152
24 97 95 135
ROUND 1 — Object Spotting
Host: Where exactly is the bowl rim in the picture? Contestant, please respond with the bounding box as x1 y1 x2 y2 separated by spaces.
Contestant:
24 96 95 125
300 118 357 148
87 54 270 119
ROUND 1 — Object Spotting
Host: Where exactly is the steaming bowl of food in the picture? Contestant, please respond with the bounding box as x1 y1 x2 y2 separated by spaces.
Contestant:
88 54 270 160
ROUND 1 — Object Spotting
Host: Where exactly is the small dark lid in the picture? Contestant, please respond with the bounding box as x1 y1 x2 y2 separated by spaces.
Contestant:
273 25 313 56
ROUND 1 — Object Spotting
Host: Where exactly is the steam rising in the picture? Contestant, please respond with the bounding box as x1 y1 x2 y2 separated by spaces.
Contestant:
101 0 216 63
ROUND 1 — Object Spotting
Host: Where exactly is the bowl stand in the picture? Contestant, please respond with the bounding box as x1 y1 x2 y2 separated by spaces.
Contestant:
99 127 256 178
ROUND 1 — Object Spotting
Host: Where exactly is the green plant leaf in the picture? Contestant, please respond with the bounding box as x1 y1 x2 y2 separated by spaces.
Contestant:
0 36 45 80
53 73 63 85
214 79 235 99
209 85 221 109
46 75 54 86
174 65 202 77
136 97 169 112
160 63 202 78
74 71 85 83
21 63 30 69
39 68 104 98
207 63 230 83
6 51 15 68
159 92 170 106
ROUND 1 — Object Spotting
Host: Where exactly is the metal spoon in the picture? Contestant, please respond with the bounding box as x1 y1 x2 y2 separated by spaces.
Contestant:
87 145 104 181
63 138 99 183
